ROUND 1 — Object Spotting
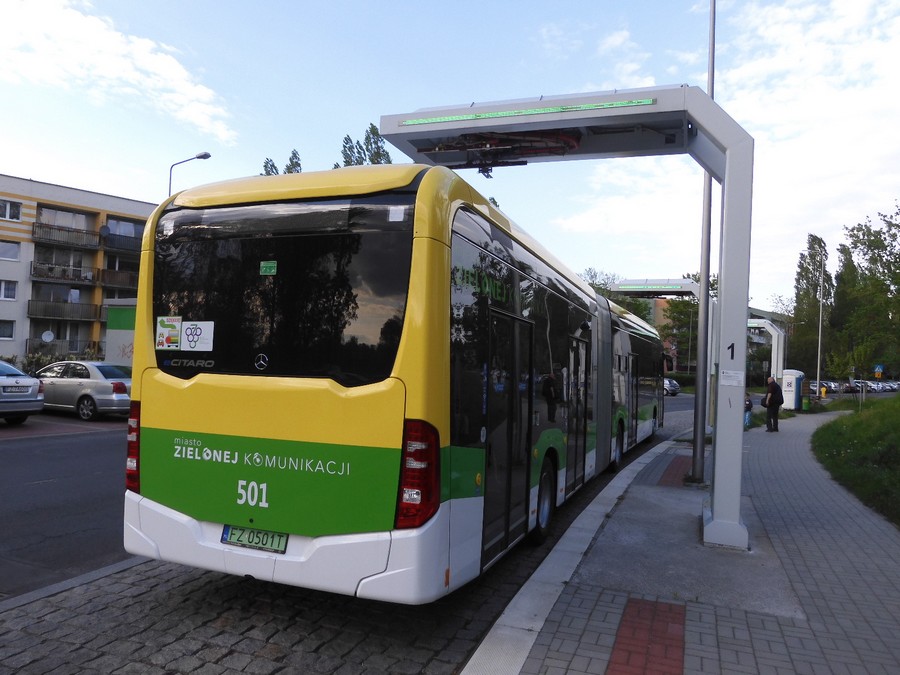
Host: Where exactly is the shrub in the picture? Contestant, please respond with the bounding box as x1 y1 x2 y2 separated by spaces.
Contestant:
813 395 900 526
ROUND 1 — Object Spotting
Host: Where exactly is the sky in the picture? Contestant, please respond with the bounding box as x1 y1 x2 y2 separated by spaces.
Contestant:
2 0 899 312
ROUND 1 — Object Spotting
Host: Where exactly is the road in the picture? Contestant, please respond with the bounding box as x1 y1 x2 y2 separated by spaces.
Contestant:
0 400 696 603
0 407 694 672
0 413 130 601
664 391 695 414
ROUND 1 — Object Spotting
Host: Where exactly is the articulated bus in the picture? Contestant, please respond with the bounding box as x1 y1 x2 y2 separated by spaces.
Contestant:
124 164 664 604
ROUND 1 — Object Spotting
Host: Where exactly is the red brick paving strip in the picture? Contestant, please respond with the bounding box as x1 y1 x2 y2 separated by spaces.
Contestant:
606 598 685 674
658 455 693 487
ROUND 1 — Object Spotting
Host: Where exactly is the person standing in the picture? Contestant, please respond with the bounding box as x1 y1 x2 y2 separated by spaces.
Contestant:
744 393 753 430
765 376 784 432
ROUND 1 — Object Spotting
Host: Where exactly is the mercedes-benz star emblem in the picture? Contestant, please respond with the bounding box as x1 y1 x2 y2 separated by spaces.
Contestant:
254 353 269 370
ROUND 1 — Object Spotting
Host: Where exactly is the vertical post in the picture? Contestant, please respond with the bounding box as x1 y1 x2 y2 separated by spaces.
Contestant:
815 253 825 398
691 0 716 484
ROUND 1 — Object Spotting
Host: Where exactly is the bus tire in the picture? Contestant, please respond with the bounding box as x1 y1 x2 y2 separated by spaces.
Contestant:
529 457 555 544
610 425 625 472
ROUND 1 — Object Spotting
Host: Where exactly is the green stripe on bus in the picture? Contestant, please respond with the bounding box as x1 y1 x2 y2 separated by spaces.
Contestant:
141 427 401 537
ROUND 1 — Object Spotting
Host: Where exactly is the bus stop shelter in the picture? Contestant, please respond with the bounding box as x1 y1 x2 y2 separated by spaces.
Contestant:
381 84 753 548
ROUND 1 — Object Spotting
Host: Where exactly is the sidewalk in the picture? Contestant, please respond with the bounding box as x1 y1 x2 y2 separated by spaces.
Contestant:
464 411 900 674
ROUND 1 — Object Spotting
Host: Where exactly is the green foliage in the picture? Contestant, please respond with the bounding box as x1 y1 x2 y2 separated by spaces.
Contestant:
20 352 56 374
813 395 900 526
334 123 392 168
788 203 900 381
788 234 832 375
658 273 717 373
580 268 653 323
261 149 302 176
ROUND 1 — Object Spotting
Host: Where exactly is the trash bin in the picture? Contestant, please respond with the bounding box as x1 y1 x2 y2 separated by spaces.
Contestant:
802 396 810 411
782 369 804 410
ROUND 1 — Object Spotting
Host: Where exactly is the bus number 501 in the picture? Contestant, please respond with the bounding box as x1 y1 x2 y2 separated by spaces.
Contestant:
236 480 270 508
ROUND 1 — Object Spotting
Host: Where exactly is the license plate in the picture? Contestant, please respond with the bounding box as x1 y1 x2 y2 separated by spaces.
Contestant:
221 525 288 554
3 386 29 393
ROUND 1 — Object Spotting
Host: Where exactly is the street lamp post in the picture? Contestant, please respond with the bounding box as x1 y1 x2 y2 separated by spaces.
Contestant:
816 254 825 397
168 152 211 196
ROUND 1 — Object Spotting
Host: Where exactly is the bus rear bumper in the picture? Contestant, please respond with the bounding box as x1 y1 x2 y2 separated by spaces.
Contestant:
123 491 454 603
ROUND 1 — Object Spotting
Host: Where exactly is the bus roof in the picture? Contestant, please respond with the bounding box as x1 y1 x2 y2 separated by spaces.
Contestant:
166 163 604 317
170 164 430 209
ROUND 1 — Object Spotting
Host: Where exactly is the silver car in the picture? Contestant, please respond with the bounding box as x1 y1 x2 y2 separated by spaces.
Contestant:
37 361 131 421
0 360 44 425
664 377 681 396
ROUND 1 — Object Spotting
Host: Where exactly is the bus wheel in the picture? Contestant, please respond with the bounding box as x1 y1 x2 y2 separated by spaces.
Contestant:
530 457 555 544
611 426 625 472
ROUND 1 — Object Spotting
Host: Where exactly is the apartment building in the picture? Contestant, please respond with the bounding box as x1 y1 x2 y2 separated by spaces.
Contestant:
0 174 155 362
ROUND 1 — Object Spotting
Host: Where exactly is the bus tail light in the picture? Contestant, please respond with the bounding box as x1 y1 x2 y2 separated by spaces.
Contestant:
126 401 140 494
395 419 441 529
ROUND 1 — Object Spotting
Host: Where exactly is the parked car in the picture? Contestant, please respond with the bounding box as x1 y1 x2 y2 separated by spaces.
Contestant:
0 360 44 425
36 361 131 421
664 378 681 396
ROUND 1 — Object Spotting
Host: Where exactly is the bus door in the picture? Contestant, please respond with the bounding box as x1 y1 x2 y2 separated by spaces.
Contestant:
565 337 588 495
628 353 639 445
482 312 533 566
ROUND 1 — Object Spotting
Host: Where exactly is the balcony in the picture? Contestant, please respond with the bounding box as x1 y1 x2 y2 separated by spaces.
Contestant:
103 233 142 252
30 261 98 284
32 222 100 249
25 337 104 357
27 300 99 321
99 268 139 289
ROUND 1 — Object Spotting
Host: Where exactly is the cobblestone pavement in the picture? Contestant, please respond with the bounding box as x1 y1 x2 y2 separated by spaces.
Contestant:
0 416 691 675
514 409 900 674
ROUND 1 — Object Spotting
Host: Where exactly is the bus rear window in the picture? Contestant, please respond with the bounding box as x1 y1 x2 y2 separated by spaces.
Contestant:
152 195 415 386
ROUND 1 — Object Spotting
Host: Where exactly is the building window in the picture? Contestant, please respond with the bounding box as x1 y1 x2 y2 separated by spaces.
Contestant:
0 320 13 340
0 240 20 261
37 206 90 230
0 280 16 300
107 217 144 238
0 199 22 221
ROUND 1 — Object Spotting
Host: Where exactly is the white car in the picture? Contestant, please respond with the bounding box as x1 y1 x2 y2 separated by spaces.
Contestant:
37 361 131 421
664 378 681 396
0 360 44 425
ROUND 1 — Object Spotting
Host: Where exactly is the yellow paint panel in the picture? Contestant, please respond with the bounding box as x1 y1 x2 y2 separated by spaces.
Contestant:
139 371 406 449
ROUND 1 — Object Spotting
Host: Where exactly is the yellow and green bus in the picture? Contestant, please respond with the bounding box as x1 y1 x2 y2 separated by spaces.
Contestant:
124 164 664 604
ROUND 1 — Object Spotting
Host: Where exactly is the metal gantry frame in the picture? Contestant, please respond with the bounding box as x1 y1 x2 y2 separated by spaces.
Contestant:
748 319 786 379
382 84 754 548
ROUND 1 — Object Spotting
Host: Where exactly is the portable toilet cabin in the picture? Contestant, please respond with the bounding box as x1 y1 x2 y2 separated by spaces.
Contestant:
782 369 804 410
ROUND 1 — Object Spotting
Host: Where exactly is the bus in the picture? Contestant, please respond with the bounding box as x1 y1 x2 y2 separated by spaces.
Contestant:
124 164 664 604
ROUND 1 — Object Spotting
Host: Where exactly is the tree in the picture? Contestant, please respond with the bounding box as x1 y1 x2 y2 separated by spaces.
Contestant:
657 273 718 374
261 149 302 175
660 297 698 372
787 234 832 375
841 204 900 376
580 268 652 323
333 123 392 168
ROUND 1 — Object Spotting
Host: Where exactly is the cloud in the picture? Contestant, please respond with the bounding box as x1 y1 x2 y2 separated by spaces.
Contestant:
536 22 583 60
546 0 900 309
0 0 236 143
594 28 656 89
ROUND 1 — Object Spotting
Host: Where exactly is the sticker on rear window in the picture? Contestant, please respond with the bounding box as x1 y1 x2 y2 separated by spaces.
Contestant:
156 316 182 350
156 316 215 351
182 322 214 351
